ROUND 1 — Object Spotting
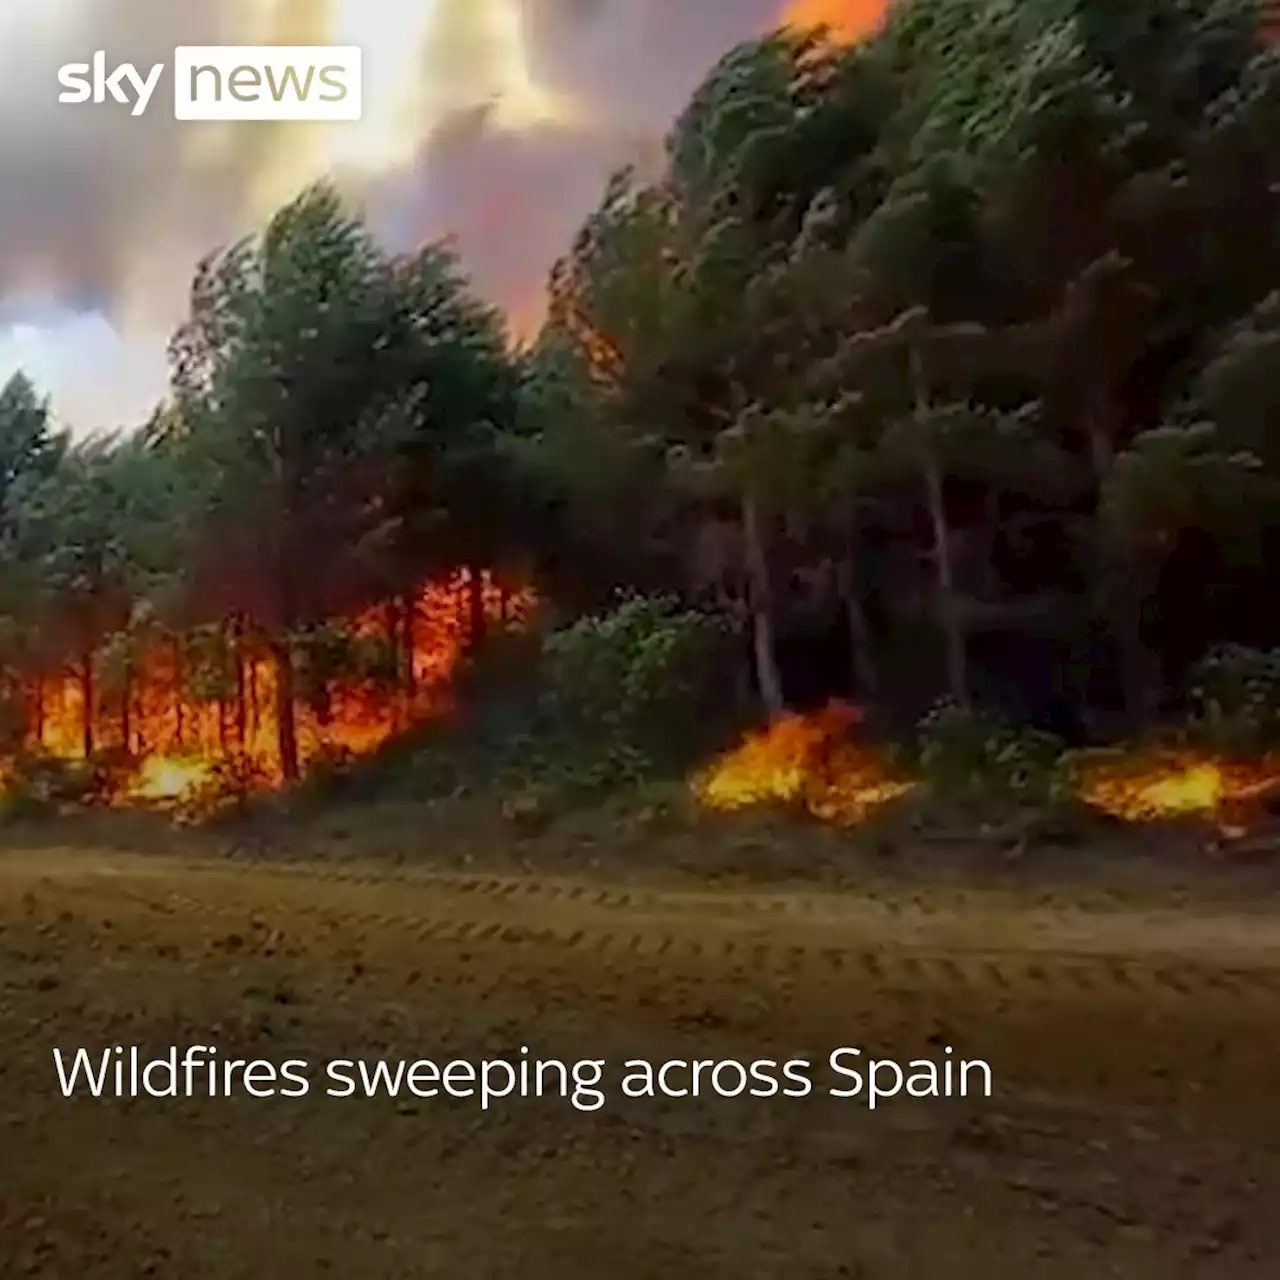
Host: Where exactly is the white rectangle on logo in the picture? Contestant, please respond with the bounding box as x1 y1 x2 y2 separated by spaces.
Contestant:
173 46 362 121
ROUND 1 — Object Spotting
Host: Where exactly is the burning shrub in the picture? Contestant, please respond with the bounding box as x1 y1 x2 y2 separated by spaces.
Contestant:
164 754 276 824
294 624 401 716
1065 744 1280 826
692 702 913 826
1066 746 1222 822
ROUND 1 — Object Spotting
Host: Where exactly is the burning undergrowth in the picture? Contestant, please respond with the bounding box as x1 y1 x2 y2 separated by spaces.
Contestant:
691 702 914 826
1 570 535 817
1068 750 1280 826
691 702 1280 835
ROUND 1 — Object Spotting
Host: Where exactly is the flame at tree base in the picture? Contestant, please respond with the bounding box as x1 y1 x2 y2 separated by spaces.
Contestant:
5 571 535 812
692 702 914 826
125 756 215 805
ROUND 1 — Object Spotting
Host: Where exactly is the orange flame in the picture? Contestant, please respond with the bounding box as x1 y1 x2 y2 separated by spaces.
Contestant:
692 701 912 825
126 756 214 804
1074 752 1278 823
20 570 535 806
780 0 889 41
695 709 1280 834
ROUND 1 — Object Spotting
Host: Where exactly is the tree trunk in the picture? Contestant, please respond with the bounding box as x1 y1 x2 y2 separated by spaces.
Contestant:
731 600 753 711
272 637 300 782
1114 561 1158 729
234 619 248 750
173 636 185 749
270 417 300 781
248 656 259 741
909 343 967 708
1086 388 1151 726
1085 389 1115 486
383 601 404 730
466 564 487 654
924 455 968 708
742 491 786 720
835 557 877 699
981 488 1001 600
836 510 877 699
121 661 132 754
401 591 417 704
80 652 94 759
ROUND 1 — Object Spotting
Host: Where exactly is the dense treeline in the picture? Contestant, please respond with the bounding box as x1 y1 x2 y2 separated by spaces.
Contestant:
4 0 1280 788
0 190 534 780
522 0 1280 741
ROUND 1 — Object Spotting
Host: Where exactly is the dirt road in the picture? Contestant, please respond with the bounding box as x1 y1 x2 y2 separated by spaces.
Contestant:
3 846 1279 1276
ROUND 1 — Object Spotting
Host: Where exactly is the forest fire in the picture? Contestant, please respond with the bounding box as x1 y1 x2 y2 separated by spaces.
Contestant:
1074 752 1280 824
125 756 214 804
695 708 1280 834
781 0 888 41
692 702 913 826
16 571 534 808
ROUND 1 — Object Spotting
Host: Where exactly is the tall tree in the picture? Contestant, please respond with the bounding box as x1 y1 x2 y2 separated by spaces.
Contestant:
169 182 511 779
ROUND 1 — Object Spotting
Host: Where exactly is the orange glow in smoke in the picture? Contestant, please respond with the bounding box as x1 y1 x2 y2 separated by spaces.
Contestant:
692 701 913 825
781 0 888 41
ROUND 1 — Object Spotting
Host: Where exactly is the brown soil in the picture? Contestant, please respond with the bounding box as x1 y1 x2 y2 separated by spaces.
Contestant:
3 842 1279 1276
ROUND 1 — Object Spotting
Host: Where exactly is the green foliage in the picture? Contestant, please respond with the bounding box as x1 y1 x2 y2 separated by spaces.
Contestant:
1188 644 1280 752
354 598 732 813
537 595 729 771
913 698 1069 812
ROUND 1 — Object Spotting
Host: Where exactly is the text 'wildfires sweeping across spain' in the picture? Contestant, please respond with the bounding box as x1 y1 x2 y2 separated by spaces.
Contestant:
53 1045 995 1112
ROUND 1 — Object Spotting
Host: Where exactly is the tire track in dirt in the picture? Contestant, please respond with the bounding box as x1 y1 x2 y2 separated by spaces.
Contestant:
5 849 1280 1277
6 849 1280 1012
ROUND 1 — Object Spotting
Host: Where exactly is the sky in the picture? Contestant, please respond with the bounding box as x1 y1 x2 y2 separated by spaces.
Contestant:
0 0 878 436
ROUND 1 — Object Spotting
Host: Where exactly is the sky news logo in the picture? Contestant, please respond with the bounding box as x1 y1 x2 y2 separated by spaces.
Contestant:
57 47 363 120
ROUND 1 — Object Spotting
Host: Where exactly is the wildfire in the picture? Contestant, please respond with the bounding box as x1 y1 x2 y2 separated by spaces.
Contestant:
781 0 889 41
18 569 535 808
1074 752 1279 823
692 701 913 825
693 708 1280 834
125 756 214 804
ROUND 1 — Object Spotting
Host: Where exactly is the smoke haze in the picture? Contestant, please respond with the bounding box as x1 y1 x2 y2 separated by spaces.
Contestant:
0 0 880 431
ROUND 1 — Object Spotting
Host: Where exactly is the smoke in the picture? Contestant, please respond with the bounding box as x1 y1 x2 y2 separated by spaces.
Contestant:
370 0 786 335
0 0 334 331
778 0 889 41
0 0 815 426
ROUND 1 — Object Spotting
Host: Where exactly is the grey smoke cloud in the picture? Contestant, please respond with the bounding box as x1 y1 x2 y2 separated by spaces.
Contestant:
0 0 341 329
372 0 781 327
0 0 779 424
